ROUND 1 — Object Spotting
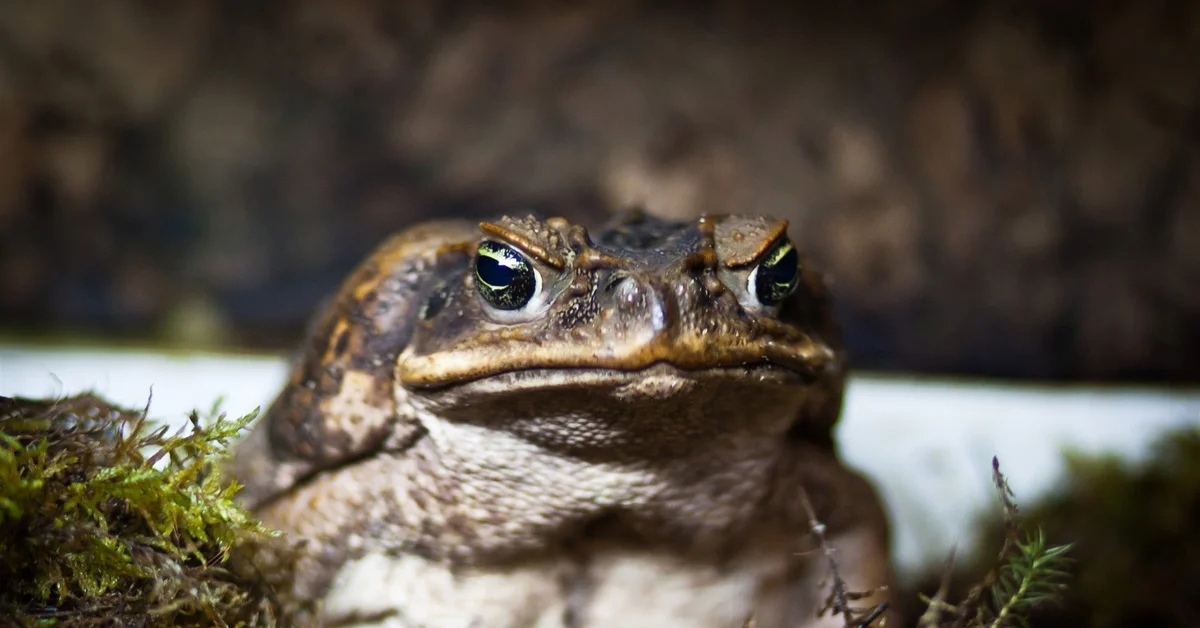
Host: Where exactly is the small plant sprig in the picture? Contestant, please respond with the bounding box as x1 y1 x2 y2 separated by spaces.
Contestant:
986 528 1072 627
919 457 1073 628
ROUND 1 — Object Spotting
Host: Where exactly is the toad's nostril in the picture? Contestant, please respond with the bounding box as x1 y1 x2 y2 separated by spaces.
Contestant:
604 272 629 293
613 277 645 309
609 276 671 335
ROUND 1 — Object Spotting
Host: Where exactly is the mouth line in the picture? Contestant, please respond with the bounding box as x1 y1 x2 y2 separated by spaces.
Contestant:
402 359 809 391
397 335 838 389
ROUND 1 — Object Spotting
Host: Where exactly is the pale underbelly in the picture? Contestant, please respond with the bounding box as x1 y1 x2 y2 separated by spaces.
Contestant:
319 542 832 628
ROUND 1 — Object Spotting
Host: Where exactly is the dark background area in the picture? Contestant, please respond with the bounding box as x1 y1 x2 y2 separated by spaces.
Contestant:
0 0 1197 383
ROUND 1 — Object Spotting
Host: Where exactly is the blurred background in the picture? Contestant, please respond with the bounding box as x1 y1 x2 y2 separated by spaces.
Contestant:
0 0 1196 382
1 1 1199 626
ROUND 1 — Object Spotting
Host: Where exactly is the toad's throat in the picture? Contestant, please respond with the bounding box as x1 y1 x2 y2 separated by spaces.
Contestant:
396 337 836 389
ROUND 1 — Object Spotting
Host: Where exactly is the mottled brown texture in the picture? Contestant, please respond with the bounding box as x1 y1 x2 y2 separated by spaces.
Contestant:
229 220 478 508
231 213 893 627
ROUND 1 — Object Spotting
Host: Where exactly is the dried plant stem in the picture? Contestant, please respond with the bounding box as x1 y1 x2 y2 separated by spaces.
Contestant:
798 487 855 625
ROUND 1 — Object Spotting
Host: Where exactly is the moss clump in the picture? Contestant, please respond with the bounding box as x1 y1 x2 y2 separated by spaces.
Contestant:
0 393 307 627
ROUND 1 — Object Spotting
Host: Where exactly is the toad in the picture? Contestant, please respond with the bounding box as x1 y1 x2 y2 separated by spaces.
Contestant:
231 212 894 627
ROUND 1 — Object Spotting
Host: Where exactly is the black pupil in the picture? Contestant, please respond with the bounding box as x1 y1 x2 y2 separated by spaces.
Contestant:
754 242 799 306
475 241 536 310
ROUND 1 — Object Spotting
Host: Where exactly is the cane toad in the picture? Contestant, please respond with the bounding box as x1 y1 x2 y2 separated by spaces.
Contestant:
230 212 894 627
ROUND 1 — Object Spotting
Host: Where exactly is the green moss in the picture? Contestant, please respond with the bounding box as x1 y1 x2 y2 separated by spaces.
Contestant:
0 394 308 627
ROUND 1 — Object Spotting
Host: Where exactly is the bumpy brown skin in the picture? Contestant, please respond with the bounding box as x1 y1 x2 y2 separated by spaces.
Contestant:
230 211 895 628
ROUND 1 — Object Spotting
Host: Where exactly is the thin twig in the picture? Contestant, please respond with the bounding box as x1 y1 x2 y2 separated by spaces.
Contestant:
798 486 854 625
918 546 958 628
954 457 1023 627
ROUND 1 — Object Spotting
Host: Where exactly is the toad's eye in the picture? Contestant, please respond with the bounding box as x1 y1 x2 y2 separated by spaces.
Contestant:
748 239 799 306
475 241 540 310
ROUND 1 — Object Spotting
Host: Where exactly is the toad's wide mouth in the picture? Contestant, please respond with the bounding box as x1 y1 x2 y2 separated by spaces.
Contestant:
395 338 839 391
442 362 806 393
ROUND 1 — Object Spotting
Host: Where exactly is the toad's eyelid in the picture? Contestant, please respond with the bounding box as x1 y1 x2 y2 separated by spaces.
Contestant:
478 222 567 270
721 219 791 269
